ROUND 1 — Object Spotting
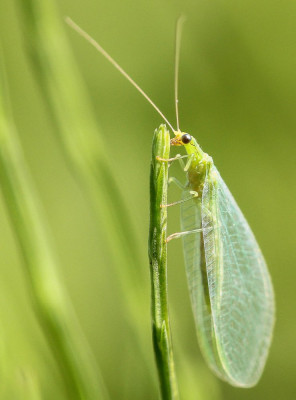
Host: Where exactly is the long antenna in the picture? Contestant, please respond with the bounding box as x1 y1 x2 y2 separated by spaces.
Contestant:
174 16 186 132
65 17 175 133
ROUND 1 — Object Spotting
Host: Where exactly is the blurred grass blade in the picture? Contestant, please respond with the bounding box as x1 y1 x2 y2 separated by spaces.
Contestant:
0 62 108 400
149 125 179 399
16 0 154 376
16 0 142 276
177 358 222 400
16 368 41 400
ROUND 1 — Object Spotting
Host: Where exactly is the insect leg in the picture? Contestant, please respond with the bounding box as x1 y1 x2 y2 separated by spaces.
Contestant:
175 156 186 169
184 153 195 172
157 154 193 171
166 228 203 243
156 154 188 163
168 177 186 190
160 191 198 208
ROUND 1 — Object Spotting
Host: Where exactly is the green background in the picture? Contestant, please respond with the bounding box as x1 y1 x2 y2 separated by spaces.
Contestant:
0 0 295 399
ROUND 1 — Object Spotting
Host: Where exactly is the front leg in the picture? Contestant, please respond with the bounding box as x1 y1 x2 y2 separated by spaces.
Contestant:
156 153 194 173
184 153 195 172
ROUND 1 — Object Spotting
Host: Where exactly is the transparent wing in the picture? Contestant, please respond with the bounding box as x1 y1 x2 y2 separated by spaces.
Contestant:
180 192 227 381
202 165 275 387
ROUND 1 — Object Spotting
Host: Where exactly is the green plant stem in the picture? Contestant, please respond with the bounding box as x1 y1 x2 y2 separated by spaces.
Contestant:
149 125 179 400
0 65 107 400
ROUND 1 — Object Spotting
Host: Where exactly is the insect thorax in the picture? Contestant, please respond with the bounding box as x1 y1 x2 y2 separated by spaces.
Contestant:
187 153 213 196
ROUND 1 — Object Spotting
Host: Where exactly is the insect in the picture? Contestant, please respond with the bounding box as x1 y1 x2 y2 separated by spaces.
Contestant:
66 17 275 387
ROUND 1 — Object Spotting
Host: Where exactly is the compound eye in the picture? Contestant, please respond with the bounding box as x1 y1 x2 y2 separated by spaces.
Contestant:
181 133 192 144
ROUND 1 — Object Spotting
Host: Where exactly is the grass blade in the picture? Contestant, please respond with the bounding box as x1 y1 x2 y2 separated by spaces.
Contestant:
15 0 154 377
149 125 179 399
0 61 108 400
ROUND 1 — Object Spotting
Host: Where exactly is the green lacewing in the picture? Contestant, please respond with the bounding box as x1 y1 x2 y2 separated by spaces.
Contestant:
169 132 274 387
66 17 275 387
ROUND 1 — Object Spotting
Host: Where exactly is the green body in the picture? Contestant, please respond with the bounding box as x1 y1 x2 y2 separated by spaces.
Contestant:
178 133 275 387
183 137 211 196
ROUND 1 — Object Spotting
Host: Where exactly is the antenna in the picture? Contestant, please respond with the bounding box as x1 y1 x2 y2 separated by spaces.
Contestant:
174 15 186 132
65 17 176 133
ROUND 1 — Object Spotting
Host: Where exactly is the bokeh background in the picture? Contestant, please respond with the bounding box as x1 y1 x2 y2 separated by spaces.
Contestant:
0 0 295 399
